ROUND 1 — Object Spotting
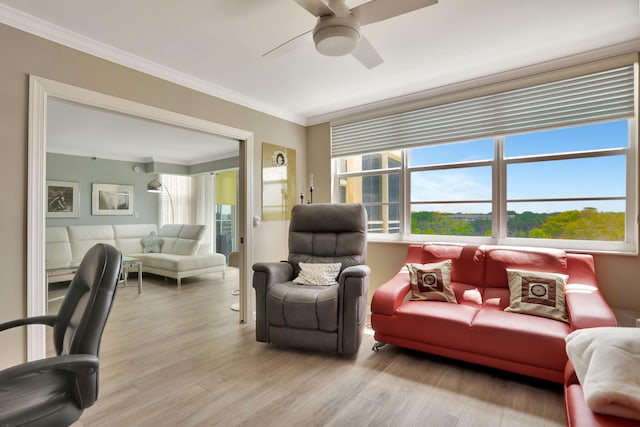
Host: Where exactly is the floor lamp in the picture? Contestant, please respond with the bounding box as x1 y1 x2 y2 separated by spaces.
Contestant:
147 179 175 224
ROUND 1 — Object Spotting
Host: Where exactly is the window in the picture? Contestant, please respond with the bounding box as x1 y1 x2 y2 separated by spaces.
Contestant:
409 138 494 237
335 151 401 233
334 119 636 252
332 64 636 252
503 121 629 244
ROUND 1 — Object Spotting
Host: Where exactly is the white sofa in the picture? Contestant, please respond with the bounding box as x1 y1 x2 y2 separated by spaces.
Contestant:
46 224 226 287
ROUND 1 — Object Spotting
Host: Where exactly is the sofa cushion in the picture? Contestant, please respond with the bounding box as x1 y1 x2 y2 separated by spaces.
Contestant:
451 282 483 307
481 287 511 310
113 224 157 254
421 243 485 286
484 246 567 288
67 225 116 261
158 224 204 255
293 262 341 286
46 227 72 265
505 269 569 323
140 252 224 271
470 309 570 371
389 301 479 350
407 260 457 303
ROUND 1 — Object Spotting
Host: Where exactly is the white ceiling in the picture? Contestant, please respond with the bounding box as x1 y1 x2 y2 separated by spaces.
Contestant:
47 98 239 165
2 0 640 164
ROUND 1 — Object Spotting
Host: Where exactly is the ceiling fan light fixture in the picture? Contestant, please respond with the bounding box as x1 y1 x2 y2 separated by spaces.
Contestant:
313 16 360 56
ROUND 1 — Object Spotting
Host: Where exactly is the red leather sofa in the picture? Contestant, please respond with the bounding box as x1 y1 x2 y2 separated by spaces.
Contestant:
371 243 617 384
564 361 639 427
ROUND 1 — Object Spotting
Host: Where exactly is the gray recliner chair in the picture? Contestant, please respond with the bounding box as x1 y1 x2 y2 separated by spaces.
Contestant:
253 203 370 355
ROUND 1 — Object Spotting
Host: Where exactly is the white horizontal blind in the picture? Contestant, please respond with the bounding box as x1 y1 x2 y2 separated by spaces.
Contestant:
332 65 635 157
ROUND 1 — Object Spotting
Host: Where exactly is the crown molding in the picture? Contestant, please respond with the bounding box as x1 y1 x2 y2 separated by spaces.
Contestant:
0 3 308 126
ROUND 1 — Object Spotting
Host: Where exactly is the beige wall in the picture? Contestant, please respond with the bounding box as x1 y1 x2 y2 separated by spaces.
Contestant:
306 123 331 203
0 23 306 368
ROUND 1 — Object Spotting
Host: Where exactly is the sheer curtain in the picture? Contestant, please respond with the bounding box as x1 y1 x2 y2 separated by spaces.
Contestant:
158 174 214 254
159 174 192 226
192 174 214 254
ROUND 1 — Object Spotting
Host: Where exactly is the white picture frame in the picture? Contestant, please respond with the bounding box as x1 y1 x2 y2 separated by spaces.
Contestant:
91 183 134 215
47 180 79 218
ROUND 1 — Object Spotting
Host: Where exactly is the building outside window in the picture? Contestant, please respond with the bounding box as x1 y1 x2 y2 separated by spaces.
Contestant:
336 151 401 234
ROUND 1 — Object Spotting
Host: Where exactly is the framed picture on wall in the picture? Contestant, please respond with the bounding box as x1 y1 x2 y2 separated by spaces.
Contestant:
262 142 296 221
91 183 134 215
47 180 79 218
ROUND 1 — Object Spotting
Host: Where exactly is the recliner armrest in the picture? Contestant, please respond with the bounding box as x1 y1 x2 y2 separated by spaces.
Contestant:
338 265 371 298
252 262 294 344
252 262 294 290
340 265 370 279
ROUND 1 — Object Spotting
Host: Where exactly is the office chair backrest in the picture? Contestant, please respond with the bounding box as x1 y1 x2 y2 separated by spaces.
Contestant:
288 203 367 274
51 243 122 405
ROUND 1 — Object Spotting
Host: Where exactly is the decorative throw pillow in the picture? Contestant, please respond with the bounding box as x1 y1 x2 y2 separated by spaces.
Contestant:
406 260 457 303
141 231 164 254
293 262 342 286
505 268 569 322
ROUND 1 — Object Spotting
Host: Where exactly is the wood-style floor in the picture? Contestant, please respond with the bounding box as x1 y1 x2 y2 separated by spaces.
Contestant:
48 270 566 427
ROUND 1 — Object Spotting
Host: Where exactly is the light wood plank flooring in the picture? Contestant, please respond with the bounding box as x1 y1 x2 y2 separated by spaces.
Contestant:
48 270 565 427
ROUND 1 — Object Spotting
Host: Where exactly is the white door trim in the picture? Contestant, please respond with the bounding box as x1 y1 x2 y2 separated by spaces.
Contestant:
28 75 255 360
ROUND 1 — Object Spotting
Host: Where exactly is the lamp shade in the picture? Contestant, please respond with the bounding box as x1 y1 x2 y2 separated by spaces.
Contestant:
146 178 175 224
146 179 163 192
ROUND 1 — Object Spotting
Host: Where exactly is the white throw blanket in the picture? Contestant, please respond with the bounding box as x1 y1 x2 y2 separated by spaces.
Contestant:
565 327 640 421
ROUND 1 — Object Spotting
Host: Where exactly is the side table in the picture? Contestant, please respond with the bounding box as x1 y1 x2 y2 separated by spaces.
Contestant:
121 256 142 294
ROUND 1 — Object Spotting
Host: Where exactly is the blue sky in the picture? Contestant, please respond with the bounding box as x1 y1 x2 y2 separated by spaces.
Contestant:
409 120 628 213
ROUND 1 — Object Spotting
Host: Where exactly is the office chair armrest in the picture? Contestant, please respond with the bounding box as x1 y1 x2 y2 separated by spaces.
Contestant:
0 354 99 384
0 315 57 332
340 265 371 279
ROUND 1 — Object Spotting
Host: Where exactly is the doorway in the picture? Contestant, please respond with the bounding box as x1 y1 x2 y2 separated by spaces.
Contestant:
214 169 239 261
27 76 254 361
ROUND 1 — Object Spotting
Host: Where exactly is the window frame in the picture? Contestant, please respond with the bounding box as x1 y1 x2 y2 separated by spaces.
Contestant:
333 118 638 254
334 155 403 237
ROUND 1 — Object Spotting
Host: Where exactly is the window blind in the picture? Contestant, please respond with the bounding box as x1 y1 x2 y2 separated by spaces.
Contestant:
331 65 635 158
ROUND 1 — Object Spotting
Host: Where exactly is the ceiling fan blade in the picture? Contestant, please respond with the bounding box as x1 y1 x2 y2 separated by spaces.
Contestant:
262 29 312 58
351 0 438 25
293 0 334 17
351 34 383 69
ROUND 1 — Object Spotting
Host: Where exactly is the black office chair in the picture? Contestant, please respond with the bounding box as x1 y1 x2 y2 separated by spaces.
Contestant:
0 243 122 426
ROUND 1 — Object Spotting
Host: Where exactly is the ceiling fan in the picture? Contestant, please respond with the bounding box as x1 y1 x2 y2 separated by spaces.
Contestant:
263 0 438 69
